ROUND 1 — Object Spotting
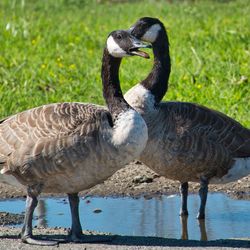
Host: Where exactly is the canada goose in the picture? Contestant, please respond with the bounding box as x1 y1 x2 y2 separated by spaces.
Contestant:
125 17 250 219
0 29 150 245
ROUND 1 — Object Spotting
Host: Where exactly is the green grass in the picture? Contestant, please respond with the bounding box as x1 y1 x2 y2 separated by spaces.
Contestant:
0 0 249 126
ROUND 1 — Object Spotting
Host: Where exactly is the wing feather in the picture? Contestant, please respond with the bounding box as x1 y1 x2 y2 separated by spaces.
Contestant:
159 101 250 158
0 102 111 177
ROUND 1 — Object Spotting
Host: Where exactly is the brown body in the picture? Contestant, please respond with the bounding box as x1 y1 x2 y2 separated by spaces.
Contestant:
126 17 250 219
139 101 250 183
0 102 122 193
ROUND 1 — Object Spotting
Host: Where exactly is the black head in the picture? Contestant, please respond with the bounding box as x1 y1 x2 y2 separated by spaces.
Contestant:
129 17 166 43
106 30 151 59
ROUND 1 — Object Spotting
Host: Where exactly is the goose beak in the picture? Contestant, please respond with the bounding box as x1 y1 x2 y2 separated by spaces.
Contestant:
129 37 152 59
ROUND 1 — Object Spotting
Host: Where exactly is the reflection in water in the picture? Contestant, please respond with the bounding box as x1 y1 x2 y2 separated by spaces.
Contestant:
199 219 207 241
1 193 250 240
35 199 48 228
180 216 188 240
180 216 207 241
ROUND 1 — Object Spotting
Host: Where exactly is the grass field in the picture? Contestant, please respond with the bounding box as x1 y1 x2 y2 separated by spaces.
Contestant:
0 0 249 125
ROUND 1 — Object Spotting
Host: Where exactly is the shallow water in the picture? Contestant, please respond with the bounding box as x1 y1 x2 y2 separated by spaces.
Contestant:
0 193 250 241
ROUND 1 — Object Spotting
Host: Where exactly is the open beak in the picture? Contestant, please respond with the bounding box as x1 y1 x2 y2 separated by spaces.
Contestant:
129 36 152 59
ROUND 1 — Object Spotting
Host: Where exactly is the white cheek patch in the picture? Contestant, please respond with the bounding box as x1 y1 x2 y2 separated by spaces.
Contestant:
107 36 128 58
142 24 161 43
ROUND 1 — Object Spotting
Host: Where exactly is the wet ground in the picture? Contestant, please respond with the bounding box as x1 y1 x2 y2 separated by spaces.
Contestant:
0 227 249 250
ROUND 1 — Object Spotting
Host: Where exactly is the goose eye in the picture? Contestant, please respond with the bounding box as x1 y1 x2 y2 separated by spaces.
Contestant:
116 34 122 40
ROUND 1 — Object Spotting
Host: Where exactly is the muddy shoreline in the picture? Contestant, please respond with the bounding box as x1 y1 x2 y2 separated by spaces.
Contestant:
1 161 249 226
0 161 249 200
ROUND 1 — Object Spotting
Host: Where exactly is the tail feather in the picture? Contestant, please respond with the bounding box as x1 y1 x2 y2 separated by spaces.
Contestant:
210 157 250 184
0 169 24 188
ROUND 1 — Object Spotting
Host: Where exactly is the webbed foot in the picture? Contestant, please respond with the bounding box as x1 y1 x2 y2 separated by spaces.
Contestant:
22 235 59 246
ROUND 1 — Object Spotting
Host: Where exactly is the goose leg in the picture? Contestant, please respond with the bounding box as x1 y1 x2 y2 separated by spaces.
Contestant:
197 177 208 220
67 193 114 243
67 193 84 242
179 182 188 216
21 194 58 246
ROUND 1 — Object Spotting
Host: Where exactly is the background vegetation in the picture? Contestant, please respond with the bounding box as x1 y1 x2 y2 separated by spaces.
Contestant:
0 0 249 125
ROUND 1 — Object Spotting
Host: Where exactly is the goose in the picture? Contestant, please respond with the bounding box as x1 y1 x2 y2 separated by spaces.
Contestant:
0 29 150 245
125 17 250 219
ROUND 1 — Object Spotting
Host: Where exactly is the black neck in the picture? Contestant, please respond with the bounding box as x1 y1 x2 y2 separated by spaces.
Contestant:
140 30 171 103
102 48 130 118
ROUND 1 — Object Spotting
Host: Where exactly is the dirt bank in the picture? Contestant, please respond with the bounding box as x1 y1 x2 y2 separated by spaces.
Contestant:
0 161 249 200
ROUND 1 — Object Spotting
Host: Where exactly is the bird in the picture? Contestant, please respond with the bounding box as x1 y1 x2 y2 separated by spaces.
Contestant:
125 17 250 219
0 29 150 245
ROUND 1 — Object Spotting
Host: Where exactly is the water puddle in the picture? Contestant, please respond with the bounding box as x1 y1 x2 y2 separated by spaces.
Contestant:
0 193 250 241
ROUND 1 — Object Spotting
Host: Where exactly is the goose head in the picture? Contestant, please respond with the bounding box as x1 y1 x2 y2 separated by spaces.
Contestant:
124 17 170 109
106 30 151 59
128 17 166 44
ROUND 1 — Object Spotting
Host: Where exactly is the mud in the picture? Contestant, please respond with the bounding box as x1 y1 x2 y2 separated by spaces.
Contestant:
0 161 249 200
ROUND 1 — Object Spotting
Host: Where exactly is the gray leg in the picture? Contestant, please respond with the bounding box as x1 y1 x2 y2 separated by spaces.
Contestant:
67 193 115 243
197 177 209 219
67 193 83 242
179 182 188 216
21 194 57 246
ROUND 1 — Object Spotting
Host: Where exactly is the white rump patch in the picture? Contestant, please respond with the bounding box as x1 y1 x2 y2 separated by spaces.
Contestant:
210 157 250 184
107 36 128 58
142 24 162 43
124 84 156 112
